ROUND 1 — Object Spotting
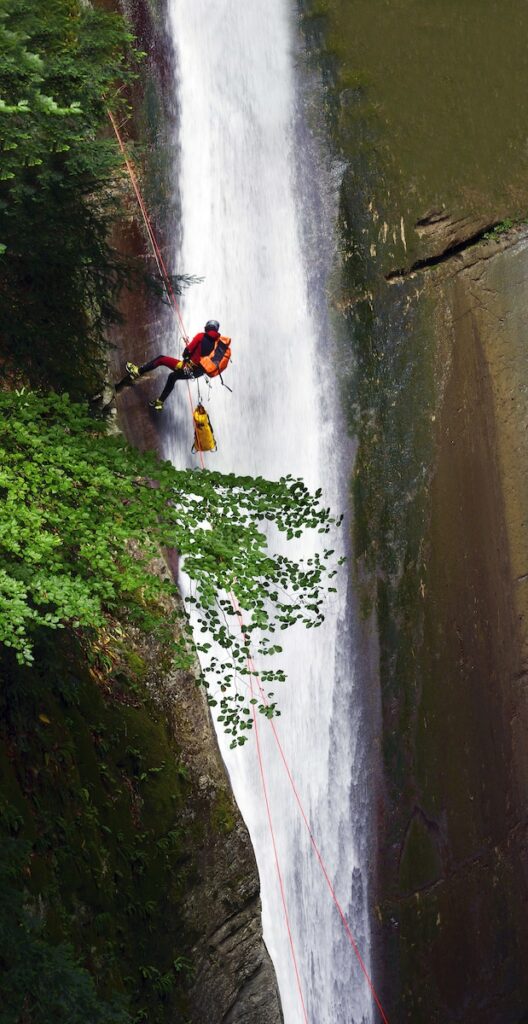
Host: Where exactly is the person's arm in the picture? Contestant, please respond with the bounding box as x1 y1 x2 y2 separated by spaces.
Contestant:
183 333 202 361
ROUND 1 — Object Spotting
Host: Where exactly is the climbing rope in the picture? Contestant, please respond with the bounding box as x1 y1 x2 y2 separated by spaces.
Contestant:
108 110 205 465
255 680 390 1024
251 679 310 1024
230 594 390 1024
108 110 188 342
109 109 390 1024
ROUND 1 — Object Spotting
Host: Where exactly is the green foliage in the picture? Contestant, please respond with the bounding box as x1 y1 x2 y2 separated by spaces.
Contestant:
0 630 197 1024
0 838 131 1024
0 390 341 741
0 0 141 397
483 217 525 241
0 0 134 177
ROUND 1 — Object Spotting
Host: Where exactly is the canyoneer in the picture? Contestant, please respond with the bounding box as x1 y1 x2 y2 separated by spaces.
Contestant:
120 320 232 410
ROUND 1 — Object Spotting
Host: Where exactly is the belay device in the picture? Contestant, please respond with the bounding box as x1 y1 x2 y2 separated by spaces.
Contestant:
192 404 217 453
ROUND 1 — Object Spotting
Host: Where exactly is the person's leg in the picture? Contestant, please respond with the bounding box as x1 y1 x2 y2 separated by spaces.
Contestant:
158 369 182 403
139 355 181 375
158 363 205 401
150 364 205 410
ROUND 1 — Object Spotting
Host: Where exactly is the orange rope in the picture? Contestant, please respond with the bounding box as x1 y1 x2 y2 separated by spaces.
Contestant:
108 110 206 467
108 110 188 341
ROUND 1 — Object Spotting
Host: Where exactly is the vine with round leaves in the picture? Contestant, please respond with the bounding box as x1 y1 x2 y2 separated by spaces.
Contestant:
0 391 343 743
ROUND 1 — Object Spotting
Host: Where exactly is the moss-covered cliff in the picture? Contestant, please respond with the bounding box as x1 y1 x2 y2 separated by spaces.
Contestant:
0 625 202 1024
299 1 528 1019
0 600 282 1024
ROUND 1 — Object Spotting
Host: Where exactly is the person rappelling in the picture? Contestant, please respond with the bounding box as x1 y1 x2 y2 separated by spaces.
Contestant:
120 320 231 410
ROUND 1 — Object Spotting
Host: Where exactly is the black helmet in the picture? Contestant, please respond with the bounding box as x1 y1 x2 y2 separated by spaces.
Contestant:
204 319 220 333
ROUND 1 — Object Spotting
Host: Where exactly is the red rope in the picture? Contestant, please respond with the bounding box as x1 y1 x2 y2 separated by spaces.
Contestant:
110 107 389 1023
108 110 188 341
251 676 310 1024
231 596 390 1024
108 110 205 467
260 696 389 1023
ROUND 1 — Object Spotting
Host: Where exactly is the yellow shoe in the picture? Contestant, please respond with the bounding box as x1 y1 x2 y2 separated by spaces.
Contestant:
149 398 164 412
126 361 140 380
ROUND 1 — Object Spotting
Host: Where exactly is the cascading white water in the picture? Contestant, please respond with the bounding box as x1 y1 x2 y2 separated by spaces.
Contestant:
164 2 374 1021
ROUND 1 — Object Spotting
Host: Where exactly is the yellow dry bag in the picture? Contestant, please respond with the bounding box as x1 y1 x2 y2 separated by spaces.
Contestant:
192 404 217 453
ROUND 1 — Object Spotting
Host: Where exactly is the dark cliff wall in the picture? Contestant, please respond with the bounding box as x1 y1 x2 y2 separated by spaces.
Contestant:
0 613 281 1024
298 1 528 1020
375 233 528 1023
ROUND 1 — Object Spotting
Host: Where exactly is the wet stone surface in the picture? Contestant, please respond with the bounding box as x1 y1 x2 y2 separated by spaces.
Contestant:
297 1 528 1020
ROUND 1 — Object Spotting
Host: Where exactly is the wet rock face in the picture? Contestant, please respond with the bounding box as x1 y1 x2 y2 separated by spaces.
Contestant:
196 899 284 1024
300 0 528 270
346 206 528 1021
375 232 528 1022
159 638 284 1024
298 0 528 1019
344 163 528 1024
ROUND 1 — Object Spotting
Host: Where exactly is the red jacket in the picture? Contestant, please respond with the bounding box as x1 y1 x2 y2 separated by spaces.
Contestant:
183 330 219 366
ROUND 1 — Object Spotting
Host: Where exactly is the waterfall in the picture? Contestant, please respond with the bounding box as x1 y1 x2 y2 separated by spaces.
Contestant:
164 1 374 1021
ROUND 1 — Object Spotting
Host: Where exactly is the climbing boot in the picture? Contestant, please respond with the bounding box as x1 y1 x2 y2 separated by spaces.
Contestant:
125 361 140 381
149 398 164 412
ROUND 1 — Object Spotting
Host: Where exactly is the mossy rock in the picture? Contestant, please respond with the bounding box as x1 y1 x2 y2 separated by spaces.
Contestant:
0 629 197 1023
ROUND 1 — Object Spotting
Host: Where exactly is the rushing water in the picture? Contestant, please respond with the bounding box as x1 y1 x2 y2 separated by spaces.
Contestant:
164 2 373 1021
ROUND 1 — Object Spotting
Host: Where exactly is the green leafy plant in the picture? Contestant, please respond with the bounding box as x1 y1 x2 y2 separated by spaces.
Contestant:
0 0 141 397
0 838 132 1024
0 390 342 742
483 217 519 241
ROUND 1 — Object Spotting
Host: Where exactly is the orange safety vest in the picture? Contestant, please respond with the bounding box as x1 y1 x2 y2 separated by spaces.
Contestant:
199 335 232 378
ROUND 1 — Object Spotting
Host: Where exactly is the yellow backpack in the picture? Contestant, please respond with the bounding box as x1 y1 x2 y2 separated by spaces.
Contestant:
192 404 217 453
